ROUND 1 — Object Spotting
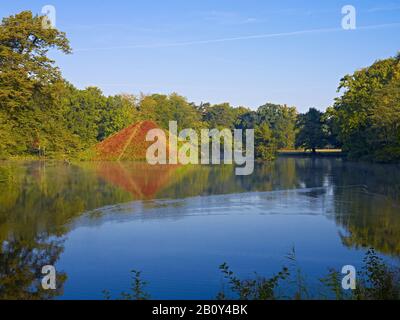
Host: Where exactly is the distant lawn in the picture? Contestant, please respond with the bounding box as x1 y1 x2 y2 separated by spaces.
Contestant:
278 149 343 156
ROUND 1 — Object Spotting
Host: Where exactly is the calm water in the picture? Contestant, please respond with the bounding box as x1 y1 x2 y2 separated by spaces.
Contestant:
0 158 399 299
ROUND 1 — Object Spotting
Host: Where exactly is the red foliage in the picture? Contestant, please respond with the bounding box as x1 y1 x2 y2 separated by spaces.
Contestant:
94 121 168 161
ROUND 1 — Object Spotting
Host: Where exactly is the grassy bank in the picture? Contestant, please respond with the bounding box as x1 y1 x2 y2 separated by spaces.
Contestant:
278 149 343 157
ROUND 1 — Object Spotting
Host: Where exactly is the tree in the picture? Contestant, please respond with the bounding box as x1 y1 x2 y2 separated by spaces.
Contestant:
0 11 72 157
236 103 298 150
137 93 202 131
0 11 71 109
64 86 105 146
254 123 277 160
323 106 341 149
236 110 259 130
257 103 298 149
203 103 237 129
369 77 400 161
333 54 400 161
97 94 138 141
295 108 327 153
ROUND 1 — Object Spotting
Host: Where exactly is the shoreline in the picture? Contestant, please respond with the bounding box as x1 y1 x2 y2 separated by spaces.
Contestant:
278 149 344 157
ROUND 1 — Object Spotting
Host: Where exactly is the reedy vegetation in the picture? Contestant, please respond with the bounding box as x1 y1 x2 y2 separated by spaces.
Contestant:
107 249 400 300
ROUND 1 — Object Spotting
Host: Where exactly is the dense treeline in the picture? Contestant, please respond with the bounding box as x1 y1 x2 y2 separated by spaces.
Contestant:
0 11 399 162
331 54 400 162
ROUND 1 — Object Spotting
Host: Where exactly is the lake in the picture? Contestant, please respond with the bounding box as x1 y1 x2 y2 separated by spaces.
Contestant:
0 158 399 299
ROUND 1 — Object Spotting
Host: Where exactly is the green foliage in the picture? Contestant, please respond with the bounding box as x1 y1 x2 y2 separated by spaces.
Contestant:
64 86 105 146
0 11 140 159
285 247 310 299
202 103 239 129
319 269 347 300
353 248 400 300
0 238 67 299
0 110 14 158
236 110 258 130
254 123 277 160
323 106 341 148
321 249 400 300
0 11 74 158
0 11 71 109
257 103 298 149
237 103 298 150
332 54 400 162
295 108 328 152
97 94 137 141
2 10 398 163
103 270 150 300
217 263 290 300
111 249 399 300
217 249 400 300
137 93 202 131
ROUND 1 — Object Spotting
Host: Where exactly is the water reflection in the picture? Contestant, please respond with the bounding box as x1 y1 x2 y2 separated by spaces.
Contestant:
0 158 399 299
0 237 66 299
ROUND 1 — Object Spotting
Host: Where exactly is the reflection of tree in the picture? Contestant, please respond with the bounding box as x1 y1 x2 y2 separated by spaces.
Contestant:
293 157 334 189
241 158 299 191
1 158 400 299
0 162 133 241
331 162 400 256
0 236 66 299
160 159 300 198
0 162 132 299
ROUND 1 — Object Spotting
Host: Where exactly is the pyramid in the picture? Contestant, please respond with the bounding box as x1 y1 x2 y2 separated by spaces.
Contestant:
94 120 169 161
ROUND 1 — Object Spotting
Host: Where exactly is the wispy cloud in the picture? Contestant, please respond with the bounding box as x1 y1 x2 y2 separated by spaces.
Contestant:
60 23 169 33
366 5 400 13
74 22 400 53
201 10 261 25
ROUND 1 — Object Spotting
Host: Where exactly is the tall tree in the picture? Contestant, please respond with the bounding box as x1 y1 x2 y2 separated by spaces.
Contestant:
64 86 106 146
203 103 237 129
138 93 202 131
257 103 298 149
333 54 400 161
0 11 71 109
254 123 277 160
0 11 72 156
97 94 138 141
295 108 327 153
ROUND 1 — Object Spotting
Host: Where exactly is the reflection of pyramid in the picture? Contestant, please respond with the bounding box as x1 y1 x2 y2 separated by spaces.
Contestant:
94 162 179 199
94 121 169 161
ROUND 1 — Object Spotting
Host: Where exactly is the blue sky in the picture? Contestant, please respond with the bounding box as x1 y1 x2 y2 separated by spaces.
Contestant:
1 0 399 112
